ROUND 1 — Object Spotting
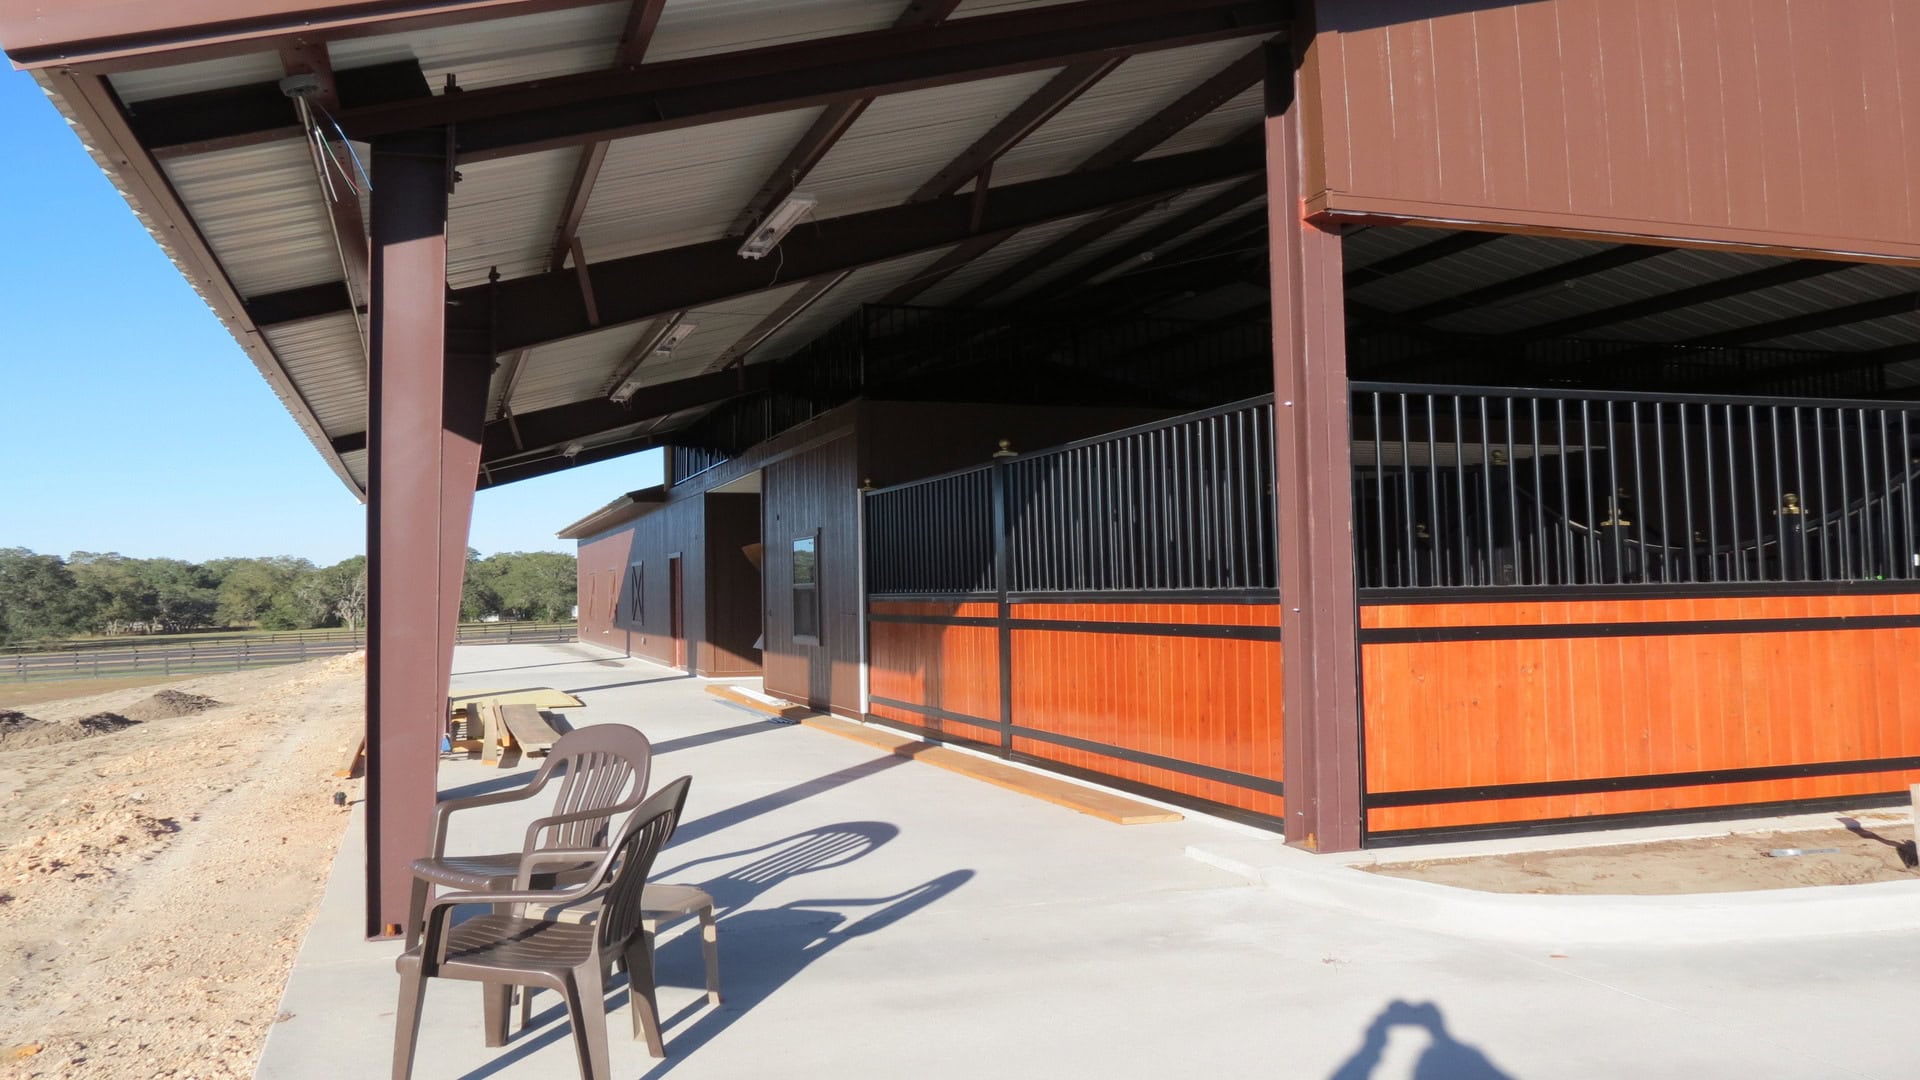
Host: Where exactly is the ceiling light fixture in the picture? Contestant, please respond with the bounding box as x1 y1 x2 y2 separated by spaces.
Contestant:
737 193 816 260
653 322 698 356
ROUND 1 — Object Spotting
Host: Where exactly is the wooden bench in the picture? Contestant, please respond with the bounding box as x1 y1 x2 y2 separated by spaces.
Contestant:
500 704 565 754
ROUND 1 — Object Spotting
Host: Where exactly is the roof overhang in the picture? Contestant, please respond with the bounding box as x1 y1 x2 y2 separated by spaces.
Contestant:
555 483 666 539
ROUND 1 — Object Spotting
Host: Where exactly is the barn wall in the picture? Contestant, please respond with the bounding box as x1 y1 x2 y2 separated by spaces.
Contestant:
1360 592 1920 836
572 498 706 671
763 433 862 714
1306 0 1920 261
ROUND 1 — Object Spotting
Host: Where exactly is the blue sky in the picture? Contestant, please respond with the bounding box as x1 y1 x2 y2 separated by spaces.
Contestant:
0 68 659 566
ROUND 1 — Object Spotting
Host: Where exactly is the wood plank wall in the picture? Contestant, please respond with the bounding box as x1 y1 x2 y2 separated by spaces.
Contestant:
1307 0 1920 260
868 598 1285 820
764 433 861 715
1361 593 1920 834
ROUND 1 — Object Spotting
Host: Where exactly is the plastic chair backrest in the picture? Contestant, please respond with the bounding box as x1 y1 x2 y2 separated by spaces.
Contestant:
599 776 691 952
531 724 653 850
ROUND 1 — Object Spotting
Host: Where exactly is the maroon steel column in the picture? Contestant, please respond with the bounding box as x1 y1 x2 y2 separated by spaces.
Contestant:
1266 37 1364 852
365 129 490 937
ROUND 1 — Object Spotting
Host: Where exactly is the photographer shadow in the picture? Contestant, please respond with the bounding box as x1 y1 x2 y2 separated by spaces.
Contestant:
1330 1000 1515 1080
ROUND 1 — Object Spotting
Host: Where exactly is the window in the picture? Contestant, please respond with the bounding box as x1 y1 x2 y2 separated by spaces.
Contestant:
627 562 643 622
792 533 820 644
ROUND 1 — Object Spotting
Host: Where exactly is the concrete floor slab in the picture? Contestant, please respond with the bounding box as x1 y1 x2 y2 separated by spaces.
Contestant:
257 644 1920 1080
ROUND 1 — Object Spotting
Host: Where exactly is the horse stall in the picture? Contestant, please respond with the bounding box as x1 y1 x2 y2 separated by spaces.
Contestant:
863 386 1920 842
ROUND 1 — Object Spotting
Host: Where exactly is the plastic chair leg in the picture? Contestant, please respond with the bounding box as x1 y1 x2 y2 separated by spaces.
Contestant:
621 936 666 1057
698 906 721 1006
563 966 613 1080
390 970 429 1080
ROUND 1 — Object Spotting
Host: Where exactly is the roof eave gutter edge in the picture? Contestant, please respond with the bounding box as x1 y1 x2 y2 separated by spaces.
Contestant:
33 66 366 500
0 0 593 70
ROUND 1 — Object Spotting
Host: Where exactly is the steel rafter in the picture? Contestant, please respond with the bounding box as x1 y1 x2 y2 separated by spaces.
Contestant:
130 0 1288 161
704 32 1125 372
474 141 1262 351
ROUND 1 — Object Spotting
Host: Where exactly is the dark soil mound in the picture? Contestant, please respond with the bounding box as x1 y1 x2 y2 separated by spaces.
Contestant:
126 690 221 722
77 713 141 735
0 709 37 732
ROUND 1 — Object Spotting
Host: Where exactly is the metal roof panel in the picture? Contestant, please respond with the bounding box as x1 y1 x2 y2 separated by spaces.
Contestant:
448 148 577 288
804 69 1064 216
162 140 343 297
262 313 367 437
576 109 826 262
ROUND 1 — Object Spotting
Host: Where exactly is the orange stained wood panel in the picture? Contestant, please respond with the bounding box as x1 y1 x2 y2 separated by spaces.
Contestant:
1305 0 1920 262
1007 602 1284 819
867 620 999 722
1362 595 1920 832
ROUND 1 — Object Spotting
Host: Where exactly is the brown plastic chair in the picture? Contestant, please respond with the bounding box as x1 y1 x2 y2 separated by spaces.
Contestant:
405 723 653 949
518 831 721 1028
392 776 692 1080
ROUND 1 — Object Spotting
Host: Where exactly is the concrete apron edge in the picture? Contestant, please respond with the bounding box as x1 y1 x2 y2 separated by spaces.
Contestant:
1184 839 1920 947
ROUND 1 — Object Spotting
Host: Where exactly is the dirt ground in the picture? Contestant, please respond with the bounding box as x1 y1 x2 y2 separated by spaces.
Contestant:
0 675 199 712
1364 816 1920 895
0 655 364 1078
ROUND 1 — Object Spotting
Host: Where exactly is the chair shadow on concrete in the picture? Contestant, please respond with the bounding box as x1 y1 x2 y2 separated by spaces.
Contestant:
1837 816 1919 868
1328 1001 1515 1080
637 868 975 1078
459 868 972 1080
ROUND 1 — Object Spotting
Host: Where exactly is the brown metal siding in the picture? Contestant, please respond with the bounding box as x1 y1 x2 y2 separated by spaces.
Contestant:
1307 0 1920 261
574 498 707 670
764 433 862 715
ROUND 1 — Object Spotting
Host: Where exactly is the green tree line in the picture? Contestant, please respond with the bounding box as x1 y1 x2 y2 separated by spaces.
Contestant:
0 548 576 646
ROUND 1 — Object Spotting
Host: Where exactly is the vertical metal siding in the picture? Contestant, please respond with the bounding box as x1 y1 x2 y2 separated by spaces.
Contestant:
1311 0 1920 260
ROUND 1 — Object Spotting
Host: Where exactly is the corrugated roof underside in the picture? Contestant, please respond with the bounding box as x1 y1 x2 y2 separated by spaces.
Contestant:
749 248 960 362
163 141 342 297
329 3 628 90
645 0 900 62
803 69 1063 215
110 52 285 102
636 284 811 383
262 314 366 437
578 110 823 262
448 149 577 288
1001 178 1260 304
988 38 1267 188
914 210 1109 306
510 324 647 415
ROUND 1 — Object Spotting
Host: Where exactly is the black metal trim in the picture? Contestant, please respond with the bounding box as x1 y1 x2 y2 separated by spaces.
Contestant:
1360 581 1920 604
1008 589 1281 604
868 696 1285 795
872 590 1282 604
869 613 1001 628
1366 755 1920 808
1007 723 1287 795
1350 379 1911 412
1364 791 1911 847
870 611 1284 640
869 695 1001 732
1010 618 1282 641
1362 613 1920 645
